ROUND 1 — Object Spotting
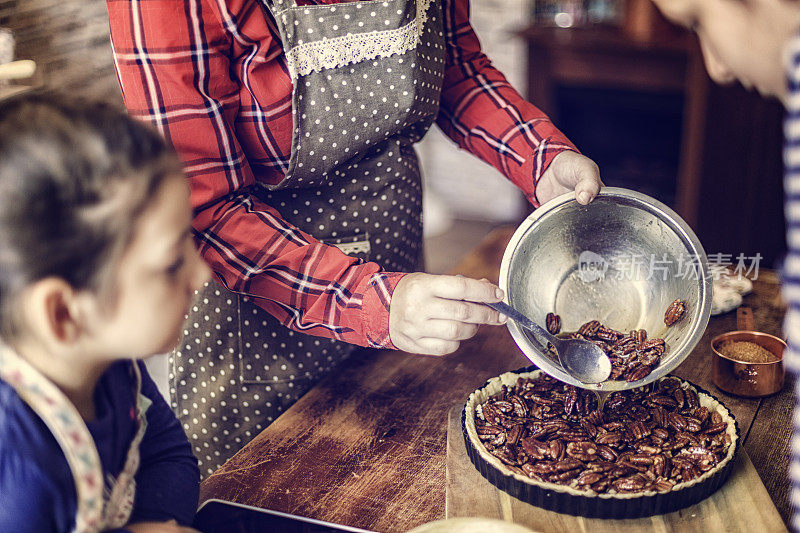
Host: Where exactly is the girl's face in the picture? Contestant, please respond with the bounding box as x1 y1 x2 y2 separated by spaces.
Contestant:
652 0 800 102
84 175 210 359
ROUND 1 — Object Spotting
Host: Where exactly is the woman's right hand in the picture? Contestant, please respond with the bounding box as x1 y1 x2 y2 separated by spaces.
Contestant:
388 273 507 356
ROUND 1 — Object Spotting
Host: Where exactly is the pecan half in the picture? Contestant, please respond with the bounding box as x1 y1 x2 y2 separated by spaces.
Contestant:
653 478 675 491
685 387 700 409
489 432 506 447
625 364 653 382
507 425 523 446
510 395 528 418
546 312 562 335
576 471 603 486
589 444 613 462
614 475 646 491
521 438 549 460
704 422 728 435
664 299 687 326
579 320 602 337
549 469 581 482
595 431 623 445
549 439 566 461
648 394 679 409
566 441 598 462
564 387 578 416
639 338 666 352
639 351 661 367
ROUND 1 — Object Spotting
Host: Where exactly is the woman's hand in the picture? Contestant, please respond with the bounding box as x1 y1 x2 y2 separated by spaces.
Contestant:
535 150 604 205
388 274 507 355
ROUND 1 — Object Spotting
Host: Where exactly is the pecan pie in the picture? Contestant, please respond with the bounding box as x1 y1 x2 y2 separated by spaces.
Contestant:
463 368 738 518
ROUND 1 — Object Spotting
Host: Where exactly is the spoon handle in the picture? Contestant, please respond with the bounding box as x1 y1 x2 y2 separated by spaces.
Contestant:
487 301 570 374
486 301 553 344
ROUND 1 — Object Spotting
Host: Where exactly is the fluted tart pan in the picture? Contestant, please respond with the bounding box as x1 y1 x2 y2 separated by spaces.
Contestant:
462 367 739 518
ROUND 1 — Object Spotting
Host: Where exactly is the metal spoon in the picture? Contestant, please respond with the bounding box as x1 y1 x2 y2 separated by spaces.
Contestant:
488 301 612 384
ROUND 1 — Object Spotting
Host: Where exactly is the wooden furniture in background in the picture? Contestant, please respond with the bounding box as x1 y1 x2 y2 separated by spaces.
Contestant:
200 228 792 532
622 0 681 42
0 1 119 101
0 84 31 100
519 25 786 267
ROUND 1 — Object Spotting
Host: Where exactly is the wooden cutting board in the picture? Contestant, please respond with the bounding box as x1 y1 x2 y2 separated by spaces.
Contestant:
445 405 786 532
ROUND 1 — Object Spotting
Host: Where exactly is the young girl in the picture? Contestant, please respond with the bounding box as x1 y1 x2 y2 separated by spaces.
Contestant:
647 0 800 528
0 93 210 532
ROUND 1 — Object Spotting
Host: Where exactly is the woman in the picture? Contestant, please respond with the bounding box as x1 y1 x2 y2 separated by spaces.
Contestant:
106 0 603 475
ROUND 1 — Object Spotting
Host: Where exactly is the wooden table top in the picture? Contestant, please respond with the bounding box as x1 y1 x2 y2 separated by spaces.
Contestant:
200 227 792 532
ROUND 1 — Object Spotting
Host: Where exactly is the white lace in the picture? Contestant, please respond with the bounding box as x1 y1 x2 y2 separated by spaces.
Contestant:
284 0 432 79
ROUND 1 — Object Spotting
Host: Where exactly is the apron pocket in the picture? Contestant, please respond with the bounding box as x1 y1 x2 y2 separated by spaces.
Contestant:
236 233 370 384
321 233 372 263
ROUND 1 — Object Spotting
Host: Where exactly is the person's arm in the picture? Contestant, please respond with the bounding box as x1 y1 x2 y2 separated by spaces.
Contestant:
437 0 600 206
107 0 506 355
107 0 406 347
126 362 199 526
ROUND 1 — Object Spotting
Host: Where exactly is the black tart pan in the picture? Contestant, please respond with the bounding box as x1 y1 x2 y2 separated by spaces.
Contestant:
462 366 739 519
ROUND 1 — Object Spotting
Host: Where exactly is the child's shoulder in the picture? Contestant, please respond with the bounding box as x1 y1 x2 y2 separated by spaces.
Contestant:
0 379 77 530
0 378 75 482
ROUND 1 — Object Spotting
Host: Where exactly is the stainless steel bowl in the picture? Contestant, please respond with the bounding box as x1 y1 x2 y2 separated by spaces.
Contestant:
499 187 712 391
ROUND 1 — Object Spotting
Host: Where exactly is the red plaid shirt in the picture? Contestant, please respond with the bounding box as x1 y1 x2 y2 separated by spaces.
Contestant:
106 0 576 348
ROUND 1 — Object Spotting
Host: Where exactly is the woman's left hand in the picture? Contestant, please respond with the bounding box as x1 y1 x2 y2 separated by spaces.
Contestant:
535 150 604 205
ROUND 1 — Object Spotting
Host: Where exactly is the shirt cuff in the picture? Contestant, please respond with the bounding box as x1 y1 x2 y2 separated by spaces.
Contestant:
530 135 580 208
359 271 408 349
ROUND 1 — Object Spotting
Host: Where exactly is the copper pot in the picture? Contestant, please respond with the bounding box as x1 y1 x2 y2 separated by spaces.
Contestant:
711 307 785 397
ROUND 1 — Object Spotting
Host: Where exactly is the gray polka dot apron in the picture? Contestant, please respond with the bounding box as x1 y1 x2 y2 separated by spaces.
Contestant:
172 0 445 476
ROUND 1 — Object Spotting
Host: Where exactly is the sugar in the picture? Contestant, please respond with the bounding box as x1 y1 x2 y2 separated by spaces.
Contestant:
717 340 777 363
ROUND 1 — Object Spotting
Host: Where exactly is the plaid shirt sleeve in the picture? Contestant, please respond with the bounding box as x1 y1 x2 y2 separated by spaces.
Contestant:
106 0 578 349
107 0 403 348
438 0 578 208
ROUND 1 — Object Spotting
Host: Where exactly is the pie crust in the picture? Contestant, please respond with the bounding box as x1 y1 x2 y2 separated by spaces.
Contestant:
462 367 739 518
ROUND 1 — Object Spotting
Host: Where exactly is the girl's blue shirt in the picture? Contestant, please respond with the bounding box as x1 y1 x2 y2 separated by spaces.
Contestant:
0 360 199 532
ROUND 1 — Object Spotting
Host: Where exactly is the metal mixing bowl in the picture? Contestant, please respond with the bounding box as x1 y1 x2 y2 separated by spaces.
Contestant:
499 187 713 391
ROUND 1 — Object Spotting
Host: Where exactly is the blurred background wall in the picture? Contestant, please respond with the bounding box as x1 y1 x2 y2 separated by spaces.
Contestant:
0 0 119 101
422 0 787 272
